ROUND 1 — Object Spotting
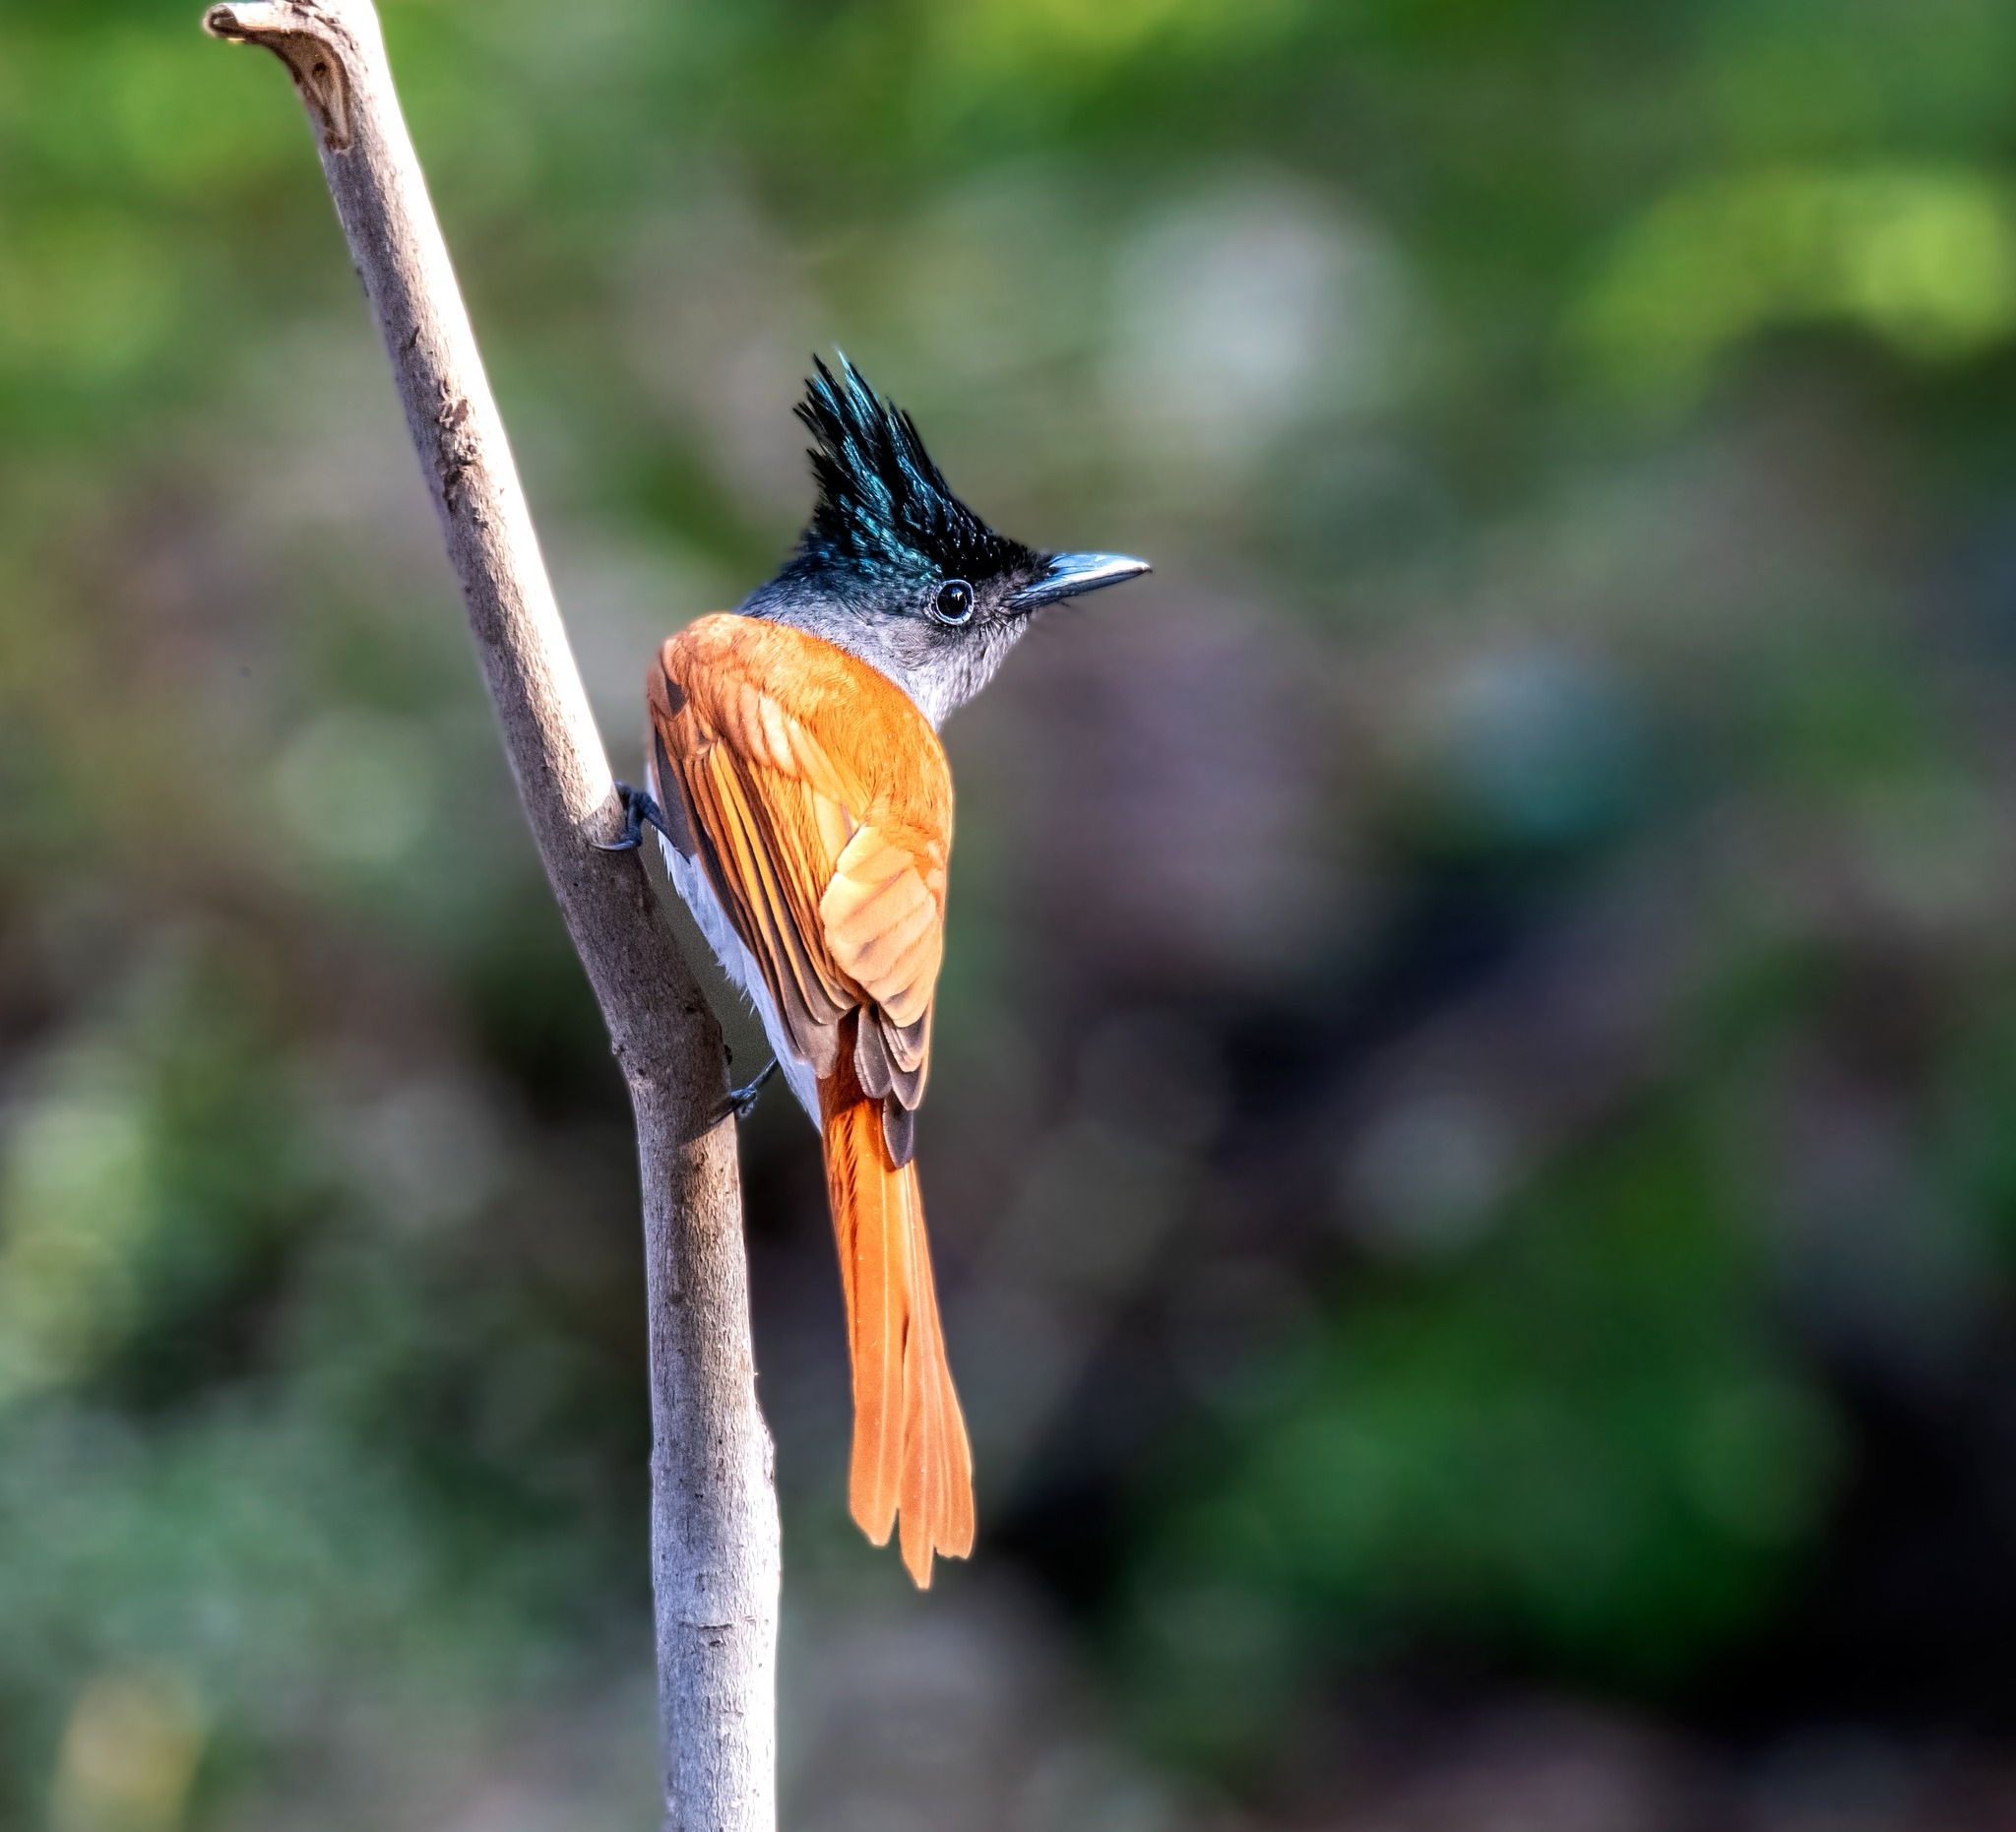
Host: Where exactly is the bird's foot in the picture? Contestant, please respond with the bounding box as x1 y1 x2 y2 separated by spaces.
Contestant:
596 781 670 853
719 1057 780 1125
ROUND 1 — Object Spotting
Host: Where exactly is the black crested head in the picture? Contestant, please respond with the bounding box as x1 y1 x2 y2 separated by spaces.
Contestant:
786 354 1037 597
744 355 1151 726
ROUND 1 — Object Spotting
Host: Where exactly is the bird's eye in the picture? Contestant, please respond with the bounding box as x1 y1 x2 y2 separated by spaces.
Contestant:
932 579 976 626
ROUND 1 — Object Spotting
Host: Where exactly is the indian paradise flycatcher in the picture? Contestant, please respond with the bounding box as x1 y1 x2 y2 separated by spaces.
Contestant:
603 356 1150 1586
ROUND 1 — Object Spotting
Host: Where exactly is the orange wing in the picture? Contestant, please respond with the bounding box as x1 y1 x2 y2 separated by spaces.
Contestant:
649 614 974 1585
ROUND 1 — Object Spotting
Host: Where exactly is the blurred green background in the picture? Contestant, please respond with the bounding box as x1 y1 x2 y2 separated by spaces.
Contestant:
9 0 2016 1826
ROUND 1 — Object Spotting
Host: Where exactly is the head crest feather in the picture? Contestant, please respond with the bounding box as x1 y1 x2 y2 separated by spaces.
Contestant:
791 355 1033 585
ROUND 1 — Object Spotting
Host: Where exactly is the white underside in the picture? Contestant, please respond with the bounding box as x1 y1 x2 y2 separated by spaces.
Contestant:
648 768 822 1127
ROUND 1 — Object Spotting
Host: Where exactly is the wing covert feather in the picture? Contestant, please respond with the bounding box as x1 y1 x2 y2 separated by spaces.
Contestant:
652 616 952 1084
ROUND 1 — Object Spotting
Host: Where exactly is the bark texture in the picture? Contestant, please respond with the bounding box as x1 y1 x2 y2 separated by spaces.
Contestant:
201 6 781 1827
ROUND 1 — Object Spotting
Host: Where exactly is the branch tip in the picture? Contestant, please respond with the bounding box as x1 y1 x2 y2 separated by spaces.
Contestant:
202 2 354 153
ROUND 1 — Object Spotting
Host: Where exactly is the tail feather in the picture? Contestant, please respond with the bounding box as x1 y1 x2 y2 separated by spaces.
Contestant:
819 1029 974 1587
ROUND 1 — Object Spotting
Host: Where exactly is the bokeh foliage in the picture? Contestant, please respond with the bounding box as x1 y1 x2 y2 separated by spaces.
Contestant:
9 0 2016 1825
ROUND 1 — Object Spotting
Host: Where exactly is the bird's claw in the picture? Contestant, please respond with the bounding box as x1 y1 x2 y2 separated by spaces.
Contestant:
597 781 668 853
719 1057 780 1125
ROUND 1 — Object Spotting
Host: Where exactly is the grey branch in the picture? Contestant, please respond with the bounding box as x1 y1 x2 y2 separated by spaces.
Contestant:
201 4 781 1826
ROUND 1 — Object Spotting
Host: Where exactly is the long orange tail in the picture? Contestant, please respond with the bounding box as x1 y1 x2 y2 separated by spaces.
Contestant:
818 1040 975 1587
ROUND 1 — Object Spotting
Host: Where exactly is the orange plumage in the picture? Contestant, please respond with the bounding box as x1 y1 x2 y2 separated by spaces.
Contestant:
820 1017 974 1577
647 613 973 1585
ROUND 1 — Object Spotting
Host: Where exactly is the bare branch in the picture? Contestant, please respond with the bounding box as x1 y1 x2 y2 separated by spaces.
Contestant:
202 5 781 1826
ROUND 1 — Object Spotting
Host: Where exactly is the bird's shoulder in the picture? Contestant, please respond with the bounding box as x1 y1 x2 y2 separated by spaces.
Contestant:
657 614 950 837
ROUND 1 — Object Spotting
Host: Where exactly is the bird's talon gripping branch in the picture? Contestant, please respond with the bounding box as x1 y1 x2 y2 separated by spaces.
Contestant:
597 781 671 853
719 1058 780 1125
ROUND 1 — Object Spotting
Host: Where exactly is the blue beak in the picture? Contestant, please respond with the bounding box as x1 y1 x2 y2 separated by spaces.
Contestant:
1005 551 1152 611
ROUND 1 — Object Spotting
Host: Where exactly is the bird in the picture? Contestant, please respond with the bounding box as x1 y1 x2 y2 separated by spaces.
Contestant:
603 355 1150 1586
